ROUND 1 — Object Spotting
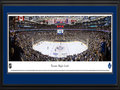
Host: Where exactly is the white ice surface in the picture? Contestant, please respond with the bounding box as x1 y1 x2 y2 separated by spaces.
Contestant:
33 41 88 58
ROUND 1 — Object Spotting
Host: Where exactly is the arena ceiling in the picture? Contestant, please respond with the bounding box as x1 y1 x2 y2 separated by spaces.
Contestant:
24 16 108 23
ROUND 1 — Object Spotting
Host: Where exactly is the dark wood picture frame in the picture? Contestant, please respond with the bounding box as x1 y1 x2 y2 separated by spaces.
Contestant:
0 0 120 90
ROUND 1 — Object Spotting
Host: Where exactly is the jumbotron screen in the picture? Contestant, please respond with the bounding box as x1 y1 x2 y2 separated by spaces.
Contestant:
8 14 112 73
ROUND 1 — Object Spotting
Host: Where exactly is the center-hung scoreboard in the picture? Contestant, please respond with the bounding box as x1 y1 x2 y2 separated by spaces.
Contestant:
57 25 64 35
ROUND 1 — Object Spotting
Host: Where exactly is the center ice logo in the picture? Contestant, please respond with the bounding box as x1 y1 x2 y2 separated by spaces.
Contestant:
56 46 64 50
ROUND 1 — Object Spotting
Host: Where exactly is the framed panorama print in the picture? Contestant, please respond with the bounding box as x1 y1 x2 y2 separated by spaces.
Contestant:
0 0 120 90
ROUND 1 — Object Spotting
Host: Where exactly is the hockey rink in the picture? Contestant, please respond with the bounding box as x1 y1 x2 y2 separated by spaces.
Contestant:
33 41 88 58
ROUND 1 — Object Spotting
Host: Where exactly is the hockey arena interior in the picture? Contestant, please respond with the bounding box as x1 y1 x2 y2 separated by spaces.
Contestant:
9 15 111 61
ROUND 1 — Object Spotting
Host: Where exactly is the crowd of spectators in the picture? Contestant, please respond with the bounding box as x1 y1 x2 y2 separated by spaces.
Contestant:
9 16 111 61
9 30 111 61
